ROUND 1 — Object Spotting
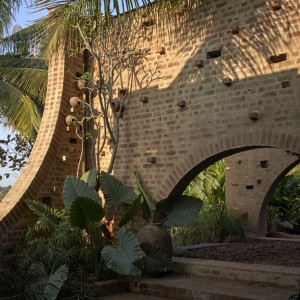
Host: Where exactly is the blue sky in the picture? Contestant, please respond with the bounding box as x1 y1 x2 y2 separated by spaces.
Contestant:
0 2 46 187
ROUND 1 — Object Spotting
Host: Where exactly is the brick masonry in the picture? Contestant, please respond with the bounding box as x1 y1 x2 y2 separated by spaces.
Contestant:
1 0 300 248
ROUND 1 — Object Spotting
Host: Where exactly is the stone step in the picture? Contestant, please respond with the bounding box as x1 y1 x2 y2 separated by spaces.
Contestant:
172 257 300 289
129 274 296 300
100 292 168 300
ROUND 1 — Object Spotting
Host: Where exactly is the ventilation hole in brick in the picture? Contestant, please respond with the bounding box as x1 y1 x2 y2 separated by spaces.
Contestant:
69 138 78 144
195 60 204 68
177 100 186 108
222 77 233 86
260 160 269 168
271 1 281 10
207 49 222 59
281 81 290 88
140 96 149 103
142 19 155 27
246 185 254 190
147 156 156 163
269 53 287 64
42 197 52 206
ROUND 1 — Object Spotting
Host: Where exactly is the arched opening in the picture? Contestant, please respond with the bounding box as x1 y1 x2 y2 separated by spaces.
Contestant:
168 146 268 197
167 146 299 238
260 159 300 237
171 158 246 246
169 148 300 267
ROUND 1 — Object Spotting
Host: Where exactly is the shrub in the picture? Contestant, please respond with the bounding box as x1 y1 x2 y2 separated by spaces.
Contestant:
170 160 246 246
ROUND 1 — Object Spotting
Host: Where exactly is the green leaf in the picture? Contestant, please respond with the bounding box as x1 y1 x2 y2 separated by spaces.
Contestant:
26 199 66 226
101 228 142 276
132 170 156 213
157 195 203 228
69 197 105 230
118 195 142 227
62 176 101 211
100 171 136 209
138 243 172 275
81 168 98 188
26 263 68 300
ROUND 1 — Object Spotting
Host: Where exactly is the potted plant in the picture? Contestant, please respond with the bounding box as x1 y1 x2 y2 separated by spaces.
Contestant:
100 170 203 273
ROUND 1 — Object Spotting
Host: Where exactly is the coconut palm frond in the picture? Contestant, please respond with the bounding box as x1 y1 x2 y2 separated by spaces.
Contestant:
0 78 43 140
0 54 47 139
30 0 204 56
0 55 48 102
0 23 44 55
0 0 22 38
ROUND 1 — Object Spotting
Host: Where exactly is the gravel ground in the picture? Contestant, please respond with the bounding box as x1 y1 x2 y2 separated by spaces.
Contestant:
185 240 300 267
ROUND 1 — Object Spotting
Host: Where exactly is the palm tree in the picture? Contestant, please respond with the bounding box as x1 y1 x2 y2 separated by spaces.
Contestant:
0 54 47 139
0 22 48 140
0 0 22 38
30 0 202 56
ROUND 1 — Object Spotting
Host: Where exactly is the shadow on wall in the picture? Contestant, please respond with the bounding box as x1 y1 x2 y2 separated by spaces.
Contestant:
114 0 300 187
107 0 300 236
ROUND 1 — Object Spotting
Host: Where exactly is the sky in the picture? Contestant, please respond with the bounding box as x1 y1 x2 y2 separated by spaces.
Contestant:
0 2 46 187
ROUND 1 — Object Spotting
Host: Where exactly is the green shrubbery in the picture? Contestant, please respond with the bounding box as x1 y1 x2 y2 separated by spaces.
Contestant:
170 160 246 246
170 207 245 246
268 167 300 234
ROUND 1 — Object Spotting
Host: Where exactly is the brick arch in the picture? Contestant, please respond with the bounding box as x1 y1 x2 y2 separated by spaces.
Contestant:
151 131 299 236
156 130 300 201
257 158 300 236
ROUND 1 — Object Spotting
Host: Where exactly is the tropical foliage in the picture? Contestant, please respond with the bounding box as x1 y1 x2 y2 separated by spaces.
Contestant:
0 0 22 38
2 167 199 298
171 160 246 245
0 132 33 181
29 0 203 56
0 10 48 180
100 169 203 228
0 54 47 139
268 167 300 234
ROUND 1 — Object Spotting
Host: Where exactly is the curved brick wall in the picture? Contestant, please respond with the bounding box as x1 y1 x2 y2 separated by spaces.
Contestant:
0 51 83 249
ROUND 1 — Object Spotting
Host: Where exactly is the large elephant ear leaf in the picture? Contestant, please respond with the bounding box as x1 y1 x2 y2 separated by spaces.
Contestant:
157 195 203 228
63 176 101 210
81 168 98 188
69 197 105 230
26 263 68 300
100 171 136 209
101 228 142 276
138 243 172 275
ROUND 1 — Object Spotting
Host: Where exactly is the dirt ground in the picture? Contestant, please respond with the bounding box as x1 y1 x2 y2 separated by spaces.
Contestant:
185 239 300 267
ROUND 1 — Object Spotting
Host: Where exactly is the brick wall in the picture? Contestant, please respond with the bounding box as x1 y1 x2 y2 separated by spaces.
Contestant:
0 50 83 250
1 0 300 246
226 149 299 235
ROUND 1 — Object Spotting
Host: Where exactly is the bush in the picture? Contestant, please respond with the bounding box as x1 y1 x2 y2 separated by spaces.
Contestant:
170 207 245 246
170 160 245 247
